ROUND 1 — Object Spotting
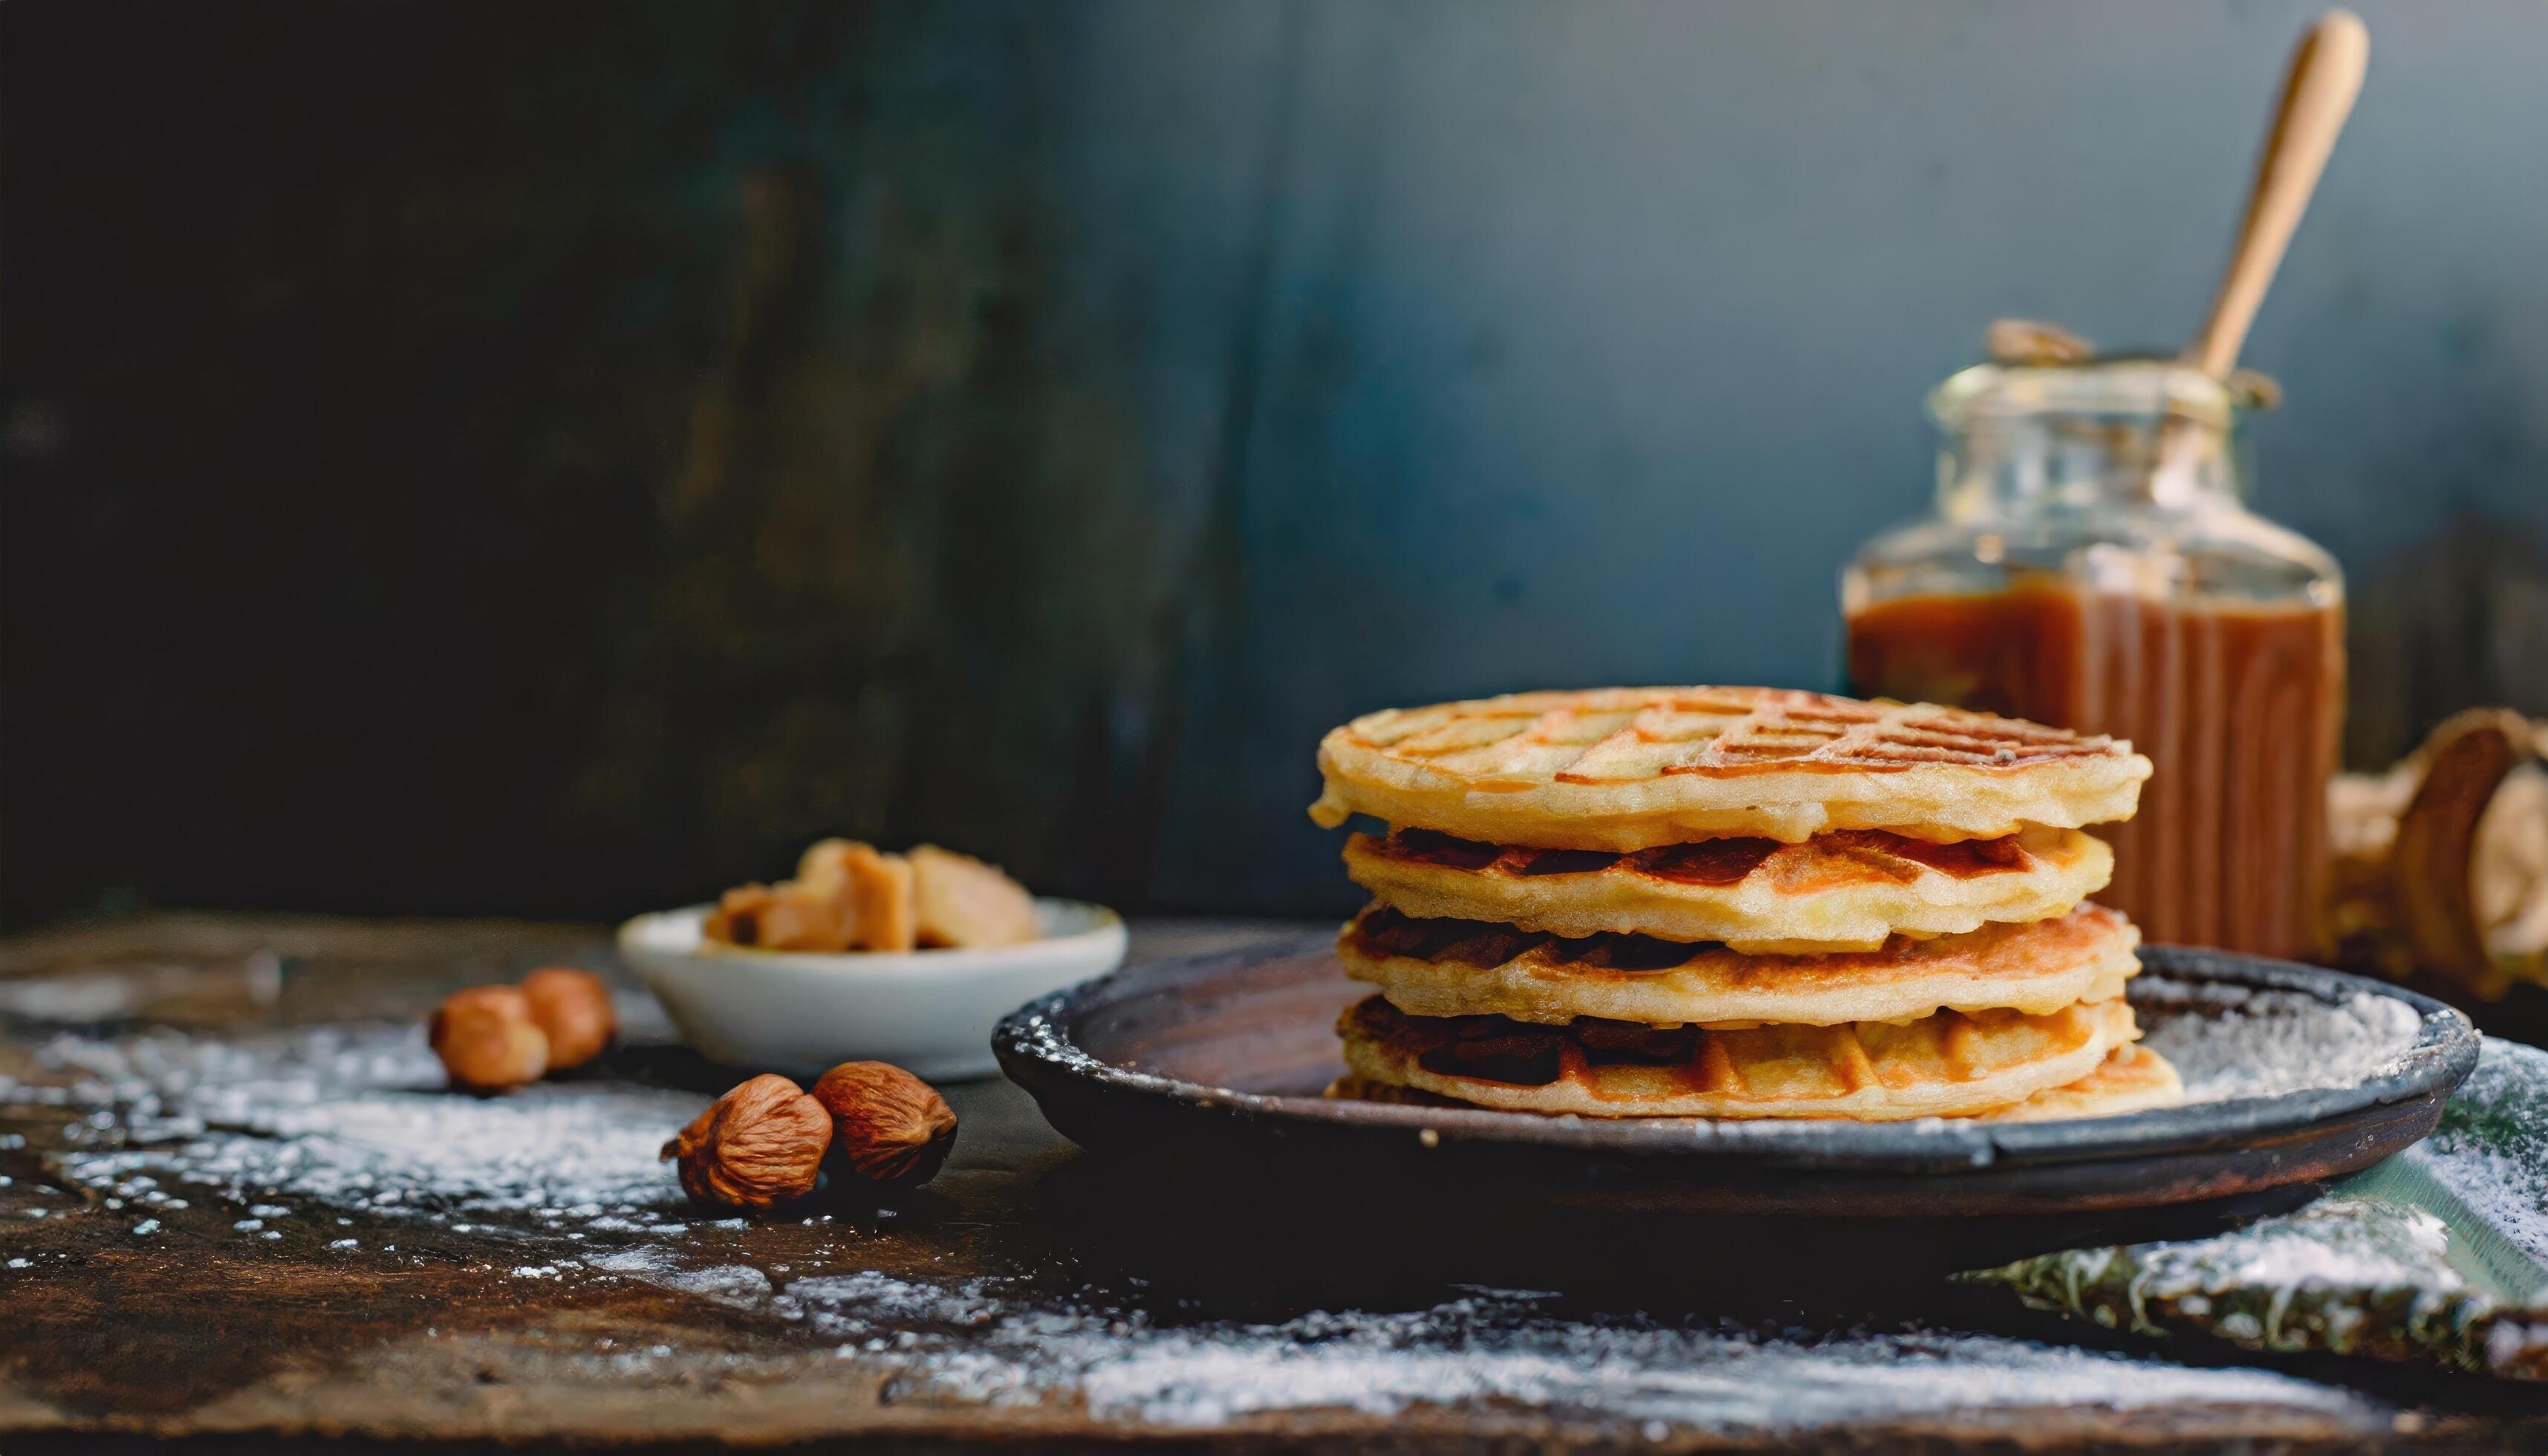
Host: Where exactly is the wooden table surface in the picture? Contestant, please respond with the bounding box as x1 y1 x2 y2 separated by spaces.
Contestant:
2 914 2543 1452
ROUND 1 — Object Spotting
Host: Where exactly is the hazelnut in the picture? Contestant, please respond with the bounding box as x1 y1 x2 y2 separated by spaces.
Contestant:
810 1062 958 1188
519 966 616 1070
429 986 549 1093
661 1073 831 1207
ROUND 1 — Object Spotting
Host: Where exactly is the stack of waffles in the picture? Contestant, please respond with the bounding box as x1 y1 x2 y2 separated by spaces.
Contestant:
1308 688 2185 1121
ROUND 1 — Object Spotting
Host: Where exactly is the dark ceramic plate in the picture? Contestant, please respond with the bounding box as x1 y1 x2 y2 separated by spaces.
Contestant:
994 934 2481 1216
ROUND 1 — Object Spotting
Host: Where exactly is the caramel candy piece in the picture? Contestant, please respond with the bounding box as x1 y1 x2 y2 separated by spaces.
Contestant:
799 839 919 952
706 839 1035 953
703 882 850 951
910 844 1039 948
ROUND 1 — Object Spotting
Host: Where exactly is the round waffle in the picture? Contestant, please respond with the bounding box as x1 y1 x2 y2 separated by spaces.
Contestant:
1343 824 2110 952
1335 994 2141 1120
1977 1044 2183 1122
1339 902 2140 1027
1326 1043 2183 1122
1309 687 2151 850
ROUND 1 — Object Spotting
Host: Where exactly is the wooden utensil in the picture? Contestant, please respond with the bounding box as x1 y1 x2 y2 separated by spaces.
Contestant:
2185 10 2370 377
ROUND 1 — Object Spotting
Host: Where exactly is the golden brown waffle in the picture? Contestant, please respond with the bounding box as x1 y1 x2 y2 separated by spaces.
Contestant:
1977 1044 2183 1122
1335 994 2140 1120
1325 1042 2183 1122
1310 687 2151 850
1339 902 2139 1027
1344 825 2111 952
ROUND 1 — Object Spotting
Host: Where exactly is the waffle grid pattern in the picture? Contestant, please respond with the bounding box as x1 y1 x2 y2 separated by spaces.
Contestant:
1353 689 2127 786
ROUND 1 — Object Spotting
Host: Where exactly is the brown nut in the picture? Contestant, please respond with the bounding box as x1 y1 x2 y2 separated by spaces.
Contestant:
429 986 550 1093
661 1073 831 1207
810 1062 958 1188
519 966 616 1070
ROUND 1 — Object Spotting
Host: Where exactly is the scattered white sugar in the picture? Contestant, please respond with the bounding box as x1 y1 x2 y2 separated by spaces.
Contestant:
782 1270 1010 1331
0 972 2494 1437
735 1278 2370 1432
533 1260 2368 1431
2134 978 2425 1103
657 1264 775 1309
10 1021 694 1231
583 1245 776 1307
2401 1037 2548 1264
582 1245 675 1273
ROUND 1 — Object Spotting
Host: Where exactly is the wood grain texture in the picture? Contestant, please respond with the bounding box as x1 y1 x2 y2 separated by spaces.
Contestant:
3 914 2545 1449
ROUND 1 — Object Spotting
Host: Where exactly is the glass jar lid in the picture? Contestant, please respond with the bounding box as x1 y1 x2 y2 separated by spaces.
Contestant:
1929 357 2245 433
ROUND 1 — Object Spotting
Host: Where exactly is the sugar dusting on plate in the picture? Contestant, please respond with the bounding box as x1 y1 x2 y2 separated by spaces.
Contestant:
2133 976 2426 1103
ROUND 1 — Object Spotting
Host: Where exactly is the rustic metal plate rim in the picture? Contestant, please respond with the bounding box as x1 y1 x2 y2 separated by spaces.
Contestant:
992 933 2480 1173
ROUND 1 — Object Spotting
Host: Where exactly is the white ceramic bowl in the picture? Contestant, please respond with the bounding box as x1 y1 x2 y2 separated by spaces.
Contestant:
617 899 1126 1081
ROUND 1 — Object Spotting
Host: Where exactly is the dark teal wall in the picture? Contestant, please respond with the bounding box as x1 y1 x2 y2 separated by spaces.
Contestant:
5 1 2543 924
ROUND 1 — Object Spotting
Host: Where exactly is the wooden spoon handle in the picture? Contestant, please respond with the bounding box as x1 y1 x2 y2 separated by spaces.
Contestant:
2185 10 2370 378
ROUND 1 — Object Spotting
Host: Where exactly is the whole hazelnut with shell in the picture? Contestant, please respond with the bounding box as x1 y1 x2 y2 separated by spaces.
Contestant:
519 966 616 1070
810 1061 959 1188
429 985 550 1092
662 1073 833 1207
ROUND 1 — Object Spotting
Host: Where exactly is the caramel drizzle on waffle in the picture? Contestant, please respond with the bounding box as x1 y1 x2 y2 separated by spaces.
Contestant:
1350 904 1706 974
1366 826 2032 888
1354 688 2124 784
1342 903 2125 977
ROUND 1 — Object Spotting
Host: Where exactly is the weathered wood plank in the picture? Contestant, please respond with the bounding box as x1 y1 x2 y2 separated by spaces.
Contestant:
4 914 2545 1448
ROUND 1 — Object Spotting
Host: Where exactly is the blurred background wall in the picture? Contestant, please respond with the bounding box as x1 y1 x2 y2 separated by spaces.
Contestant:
5 0 2544 929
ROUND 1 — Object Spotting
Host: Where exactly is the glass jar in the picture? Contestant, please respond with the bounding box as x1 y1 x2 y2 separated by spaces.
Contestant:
1842 357 2344 961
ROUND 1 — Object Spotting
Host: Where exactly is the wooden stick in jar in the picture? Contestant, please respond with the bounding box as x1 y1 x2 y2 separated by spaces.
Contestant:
2184 10 2370 377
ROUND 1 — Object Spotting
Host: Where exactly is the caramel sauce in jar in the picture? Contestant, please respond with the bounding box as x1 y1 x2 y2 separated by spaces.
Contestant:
1847 587 2343 959
1845 357 2346 961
